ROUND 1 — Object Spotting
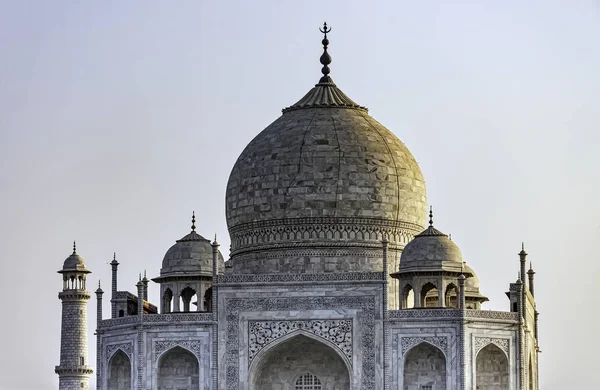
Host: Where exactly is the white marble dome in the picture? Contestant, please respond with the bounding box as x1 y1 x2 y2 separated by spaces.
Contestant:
226 72 427 274
160 220 224 277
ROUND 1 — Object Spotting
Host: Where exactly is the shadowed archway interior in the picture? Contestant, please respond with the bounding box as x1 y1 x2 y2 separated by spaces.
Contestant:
403 342 446 390
476 343 509 390
157 346 199 390
250 334 350 390
107 350 131 390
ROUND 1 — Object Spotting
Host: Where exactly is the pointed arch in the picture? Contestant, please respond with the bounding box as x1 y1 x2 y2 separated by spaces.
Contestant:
476 343 509 390
163 288 173 314
249 333 350 390
421 282 439 307
401 283 414 309
107 350 131 390
249 330 352 375
445 283 459 308
157 345 200 390
403 342 446 389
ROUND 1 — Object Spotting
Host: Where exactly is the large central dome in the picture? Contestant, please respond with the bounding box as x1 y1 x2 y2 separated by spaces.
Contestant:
226 26 427 274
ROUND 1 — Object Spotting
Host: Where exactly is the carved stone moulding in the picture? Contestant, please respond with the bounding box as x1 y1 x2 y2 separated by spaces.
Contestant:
248 319 353 366
106 342 134 360
400 336 448 356
225 295 375 390
218 271 384 284
228 216 421 254
153 339 203 361
474 336 510 357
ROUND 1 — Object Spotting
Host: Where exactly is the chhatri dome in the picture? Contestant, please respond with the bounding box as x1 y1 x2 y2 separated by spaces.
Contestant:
156 212 225 279
226 24 427 274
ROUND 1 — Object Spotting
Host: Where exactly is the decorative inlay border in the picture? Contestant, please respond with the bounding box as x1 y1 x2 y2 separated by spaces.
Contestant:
388 309 518 322
389 309 462 319
474 337 509 357
465 310 519 321
218 272 384 284
225 296 375 390
228 216 421 254
106 342 133 360
400 336 448 356
153 340 202 361
248 319 352 365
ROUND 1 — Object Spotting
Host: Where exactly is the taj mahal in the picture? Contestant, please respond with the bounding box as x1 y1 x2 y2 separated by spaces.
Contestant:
55 24 541 390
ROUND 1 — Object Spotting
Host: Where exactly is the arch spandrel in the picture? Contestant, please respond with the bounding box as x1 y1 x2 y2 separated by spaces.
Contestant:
249 334 351 390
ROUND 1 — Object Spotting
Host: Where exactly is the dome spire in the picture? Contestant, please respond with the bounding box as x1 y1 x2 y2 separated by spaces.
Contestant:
191 211 196 232
319 22 332 83
429 206 434 226
72 240 77 255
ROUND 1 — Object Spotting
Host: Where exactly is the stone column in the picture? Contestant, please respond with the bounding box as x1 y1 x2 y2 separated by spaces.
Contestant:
110 253 119 319
517 278 525 390
519 245 528 321
382 238 389 390
211 237 219 390
136 280 144 319
458 273 466 390
527 264 535 298
95 282 103 390
413 282 422 308
458 274 465 309
142 271 149 302
173 285 181 312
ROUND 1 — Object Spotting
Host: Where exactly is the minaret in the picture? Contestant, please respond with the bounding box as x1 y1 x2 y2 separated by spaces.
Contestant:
142 270 149 301
527 262 535 298
55 242 93 390
110 252 119 318
519 243 528 321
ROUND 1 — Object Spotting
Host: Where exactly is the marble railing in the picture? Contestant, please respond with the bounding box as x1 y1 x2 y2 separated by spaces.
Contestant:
98 312 214 329
388 308 519 322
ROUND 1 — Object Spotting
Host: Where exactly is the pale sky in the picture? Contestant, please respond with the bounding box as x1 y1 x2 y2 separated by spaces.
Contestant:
1 1 598 389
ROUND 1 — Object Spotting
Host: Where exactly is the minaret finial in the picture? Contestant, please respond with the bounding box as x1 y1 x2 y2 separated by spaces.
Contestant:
72 241 77 254
429 206 434 226
191 211 196 232
318 22 332 83
98 280 101 288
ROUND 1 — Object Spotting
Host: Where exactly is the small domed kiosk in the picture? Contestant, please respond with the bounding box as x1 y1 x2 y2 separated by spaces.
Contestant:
392 208 488 309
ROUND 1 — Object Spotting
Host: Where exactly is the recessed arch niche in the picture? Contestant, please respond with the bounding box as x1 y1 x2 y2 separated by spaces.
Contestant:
157 346 200 390
107 350 131 390
249 334 350 390
475 343 509 390
403 342 446 390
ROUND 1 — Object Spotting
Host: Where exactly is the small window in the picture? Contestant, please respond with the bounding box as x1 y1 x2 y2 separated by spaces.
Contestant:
295 373 321 390
80 356 84 365
421 386 433 390
80 383 84 388
119 309 124 317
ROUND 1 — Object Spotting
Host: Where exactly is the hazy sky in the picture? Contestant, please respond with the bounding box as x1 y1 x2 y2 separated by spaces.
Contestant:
1 1 598 389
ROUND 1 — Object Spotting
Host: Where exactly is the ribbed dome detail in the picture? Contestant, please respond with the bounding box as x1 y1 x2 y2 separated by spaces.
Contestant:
283 79 367 113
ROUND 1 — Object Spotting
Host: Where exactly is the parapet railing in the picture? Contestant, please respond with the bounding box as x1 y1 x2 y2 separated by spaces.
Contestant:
98 312 214 329
388 308 519 322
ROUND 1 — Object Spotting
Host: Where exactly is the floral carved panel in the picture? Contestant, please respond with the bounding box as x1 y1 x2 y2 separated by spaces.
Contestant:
248 319 352 366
